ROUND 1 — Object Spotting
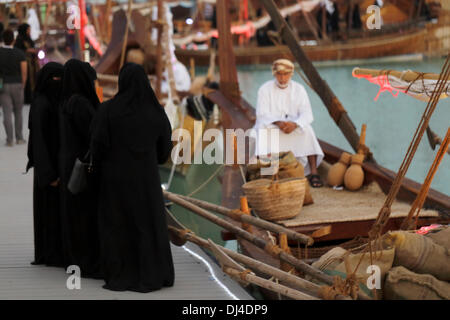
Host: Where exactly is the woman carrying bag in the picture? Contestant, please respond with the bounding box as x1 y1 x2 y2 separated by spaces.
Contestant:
91 63 174 292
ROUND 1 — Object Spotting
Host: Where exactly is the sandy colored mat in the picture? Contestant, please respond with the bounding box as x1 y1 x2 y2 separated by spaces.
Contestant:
277 182 439 227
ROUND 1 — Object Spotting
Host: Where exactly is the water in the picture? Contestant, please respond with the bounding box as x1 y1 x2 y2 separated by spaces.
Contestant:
163 56 449 245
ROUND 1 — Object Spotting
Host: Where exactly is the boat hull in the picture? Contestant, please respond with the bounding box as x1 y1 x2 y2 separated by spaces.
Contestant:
175 28 427 66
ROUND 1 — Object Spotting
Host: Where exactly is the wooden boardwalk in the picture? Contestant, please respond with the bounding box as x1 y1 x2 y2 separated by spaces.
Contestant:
0 106 253 300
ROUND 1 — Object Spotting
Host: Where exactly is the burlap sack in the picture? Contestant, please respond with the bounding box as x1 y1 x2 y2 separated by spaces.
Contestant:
311 245 395 298
384 266 450 300
383 231 450 281
427 227 450 249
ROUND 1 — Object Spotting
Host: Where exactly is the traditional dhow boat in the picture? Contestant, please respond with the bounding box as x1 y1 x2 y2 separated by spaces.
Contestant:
164 0 450 300
173 0 449 65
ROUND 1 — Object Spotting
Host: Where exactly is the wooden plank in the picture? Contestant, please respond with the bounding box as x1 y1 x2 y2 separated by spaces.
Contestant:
0 107 253 301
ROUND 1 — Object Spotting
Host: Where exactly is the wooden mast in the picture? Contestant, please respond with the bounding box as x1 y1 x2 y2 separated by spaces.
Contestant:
259 0 373 161
119 0 133 70
216 0 241 108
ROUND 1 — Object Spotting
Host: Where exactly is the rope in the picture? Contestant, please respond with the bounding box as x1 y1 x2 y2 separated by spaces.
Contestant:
239 269 253 281
264 243 283 258
186 164 225 197
369 54 450 240
401 127 450 230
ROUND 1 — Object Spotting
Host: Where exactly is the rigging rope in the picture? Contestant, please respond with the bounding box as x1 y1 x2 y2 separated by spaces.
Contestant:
401 127 450 230
369 54 450 240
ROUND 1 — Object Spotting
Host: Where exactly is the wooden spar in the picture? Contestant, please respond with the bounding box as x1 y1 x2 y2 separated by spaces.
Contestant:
400 128 450 230
225 266 319 300
91 4 103 44
164 191 339 287
168 226 350 300
207 240 319 300
259 0 371 161
155 0 164 100
162 5 179 104
171 192 314 245
105 0 113 43
352 68 449 82
216 0 240 107
15 0 23 25
206 48 216 82
301 10 321 43
119 0 133 70
39 0 52 47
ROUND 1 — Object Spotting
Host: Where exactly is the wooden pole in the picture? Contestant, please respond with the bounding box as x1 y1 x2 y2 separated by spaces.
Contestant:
163 191 332 285
216 0 240 106
119 0 133 70
155 0 164 100
171 192 314 245
40 0 52 48
224 266 319 300
15 1 24 25
105 0 113 43
168 226 351 300
259 0 372 162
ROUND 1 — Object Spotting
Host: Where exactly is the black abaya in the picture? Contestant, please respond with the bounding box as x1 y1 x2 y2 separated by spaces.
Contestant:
91 63 174 292
59 59 101 278
26 62 64 266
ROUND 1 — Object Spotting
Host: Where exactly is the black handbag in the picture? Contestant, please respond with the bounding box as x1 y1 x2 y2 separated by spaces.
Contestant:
68 150 92 195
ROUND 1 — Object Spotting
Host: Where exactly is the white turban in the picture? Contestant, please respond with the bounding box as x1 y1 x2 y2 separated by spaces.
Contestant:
272 59 294 75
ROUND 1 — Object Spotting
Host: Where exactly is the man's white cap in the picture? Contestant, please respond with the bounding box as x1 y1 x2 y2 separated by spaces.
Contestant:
272 59 294 75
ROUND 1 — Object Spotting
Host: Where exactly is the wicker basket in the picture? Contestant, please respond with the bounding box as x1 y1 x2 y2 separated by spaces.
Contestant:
242 177 306 221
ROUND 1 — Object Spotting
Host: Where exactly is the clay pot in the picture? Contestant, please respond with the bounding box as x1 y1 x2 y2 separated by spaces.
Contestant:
344 154 365 191
327 152 351 187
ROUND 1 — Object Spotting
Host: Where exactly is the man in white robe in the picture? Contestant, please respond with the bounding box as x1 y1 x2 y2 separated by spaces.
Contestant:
253 59 324 187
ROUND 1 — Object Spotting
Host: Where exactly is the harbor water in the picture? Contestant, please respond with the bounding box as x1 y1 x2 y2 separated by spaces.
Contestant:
161 56 449 245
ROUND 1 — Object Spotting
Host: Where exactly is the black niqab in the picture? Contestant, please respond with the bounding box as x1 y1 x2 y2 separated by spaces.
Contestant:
27 62 64 173
26 61 64 267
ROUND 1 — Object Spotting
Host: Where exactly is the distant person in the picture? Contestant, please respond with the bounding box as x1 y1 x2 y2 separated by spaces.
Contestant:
15 23 39 104
317 0 340 39
252 59 324 187
59 59 101 278
0 28 27 147
347 4 362 30
91 63 174 292
26 62 64 267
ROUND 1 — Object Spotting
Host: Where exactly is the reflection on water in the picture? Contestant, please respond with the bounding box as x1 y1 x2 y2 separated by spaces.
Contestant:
164 57 449 242
160 163 226 246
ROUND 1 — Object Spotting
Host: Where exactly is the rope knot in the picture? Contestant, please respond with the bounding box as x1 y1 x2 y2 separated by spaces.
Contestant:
264 243 283 258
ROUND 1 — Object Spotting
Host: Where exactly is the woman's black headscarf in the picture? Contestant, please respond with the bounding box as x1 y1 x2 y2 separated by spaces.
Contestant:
34 62 64 104
61 58 100 109
15 23 34 49
113 62 162 116
92 63 164 150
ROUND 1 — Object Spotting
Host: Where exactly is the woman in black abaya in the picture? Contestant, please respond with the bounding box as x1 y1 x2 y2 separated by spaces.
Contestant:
91 63 174 292
26 62 64 267
59 59 101 278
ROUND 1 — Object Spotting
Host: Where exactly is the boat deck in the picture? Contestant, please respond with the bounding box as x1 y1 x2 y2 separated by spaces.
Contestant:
0 106 252 300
